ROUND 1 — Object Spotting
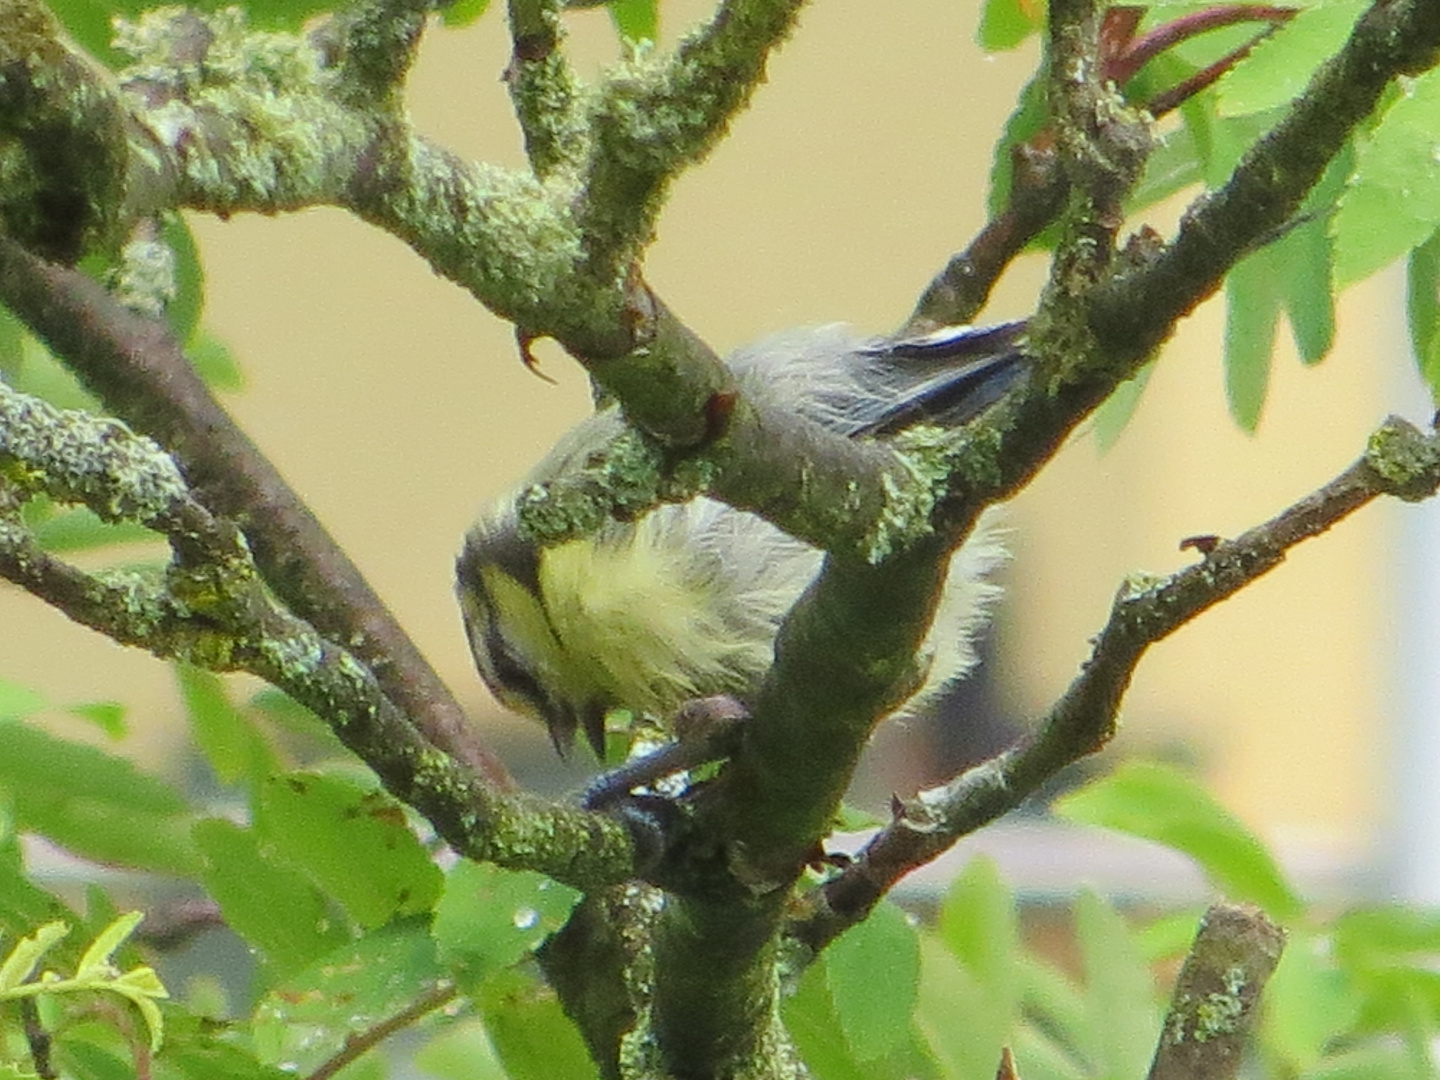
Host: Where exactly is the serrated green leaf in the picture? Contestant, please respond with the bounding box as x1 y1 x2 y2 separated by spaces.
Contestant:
1215 0 1368 117
440 0 492 27
824 900 921 1063
0 721 199 875
607 0 656 42
176 664 276 788
1333 68 1440 286
475 968 599 1080
1055 760 1305 920
76 911 143 979
255 772 442 930
432 861 579 986
1408 230 1440 401
978 0 1042 51
1225 250 1281 430
0 920 69 992
1075 889 1161 1080
193 818 349 977
253 920 447 1074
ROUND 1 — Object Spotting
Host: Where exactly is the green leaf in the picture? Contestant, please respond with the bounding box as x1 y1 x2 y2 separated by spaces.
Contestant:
937 856 1018 1011
915 935 1008 1080
1009 1022 1089 1080
67 701 127 739
193 818 350 978
440 0 492 28
188 332 245 391
825 900 922 1063
1093 362 1155 452
786 957 874 1080
413 1017 509 1080
607 0 656 43
978 0 1042 51
159 215 204 346
987 71 1049 216
475 968 599 1080
1215 0 1368 117
1407 229 1440 401
1333 68 1440 286
255 772 443 930
0 920 69 992
0 680 46 721
253 920 447 1074
1299 1041 1434 1080
1134 908 1206 964
1075 890 1161 1080
76 911 143 979
1263 929 1361 1072
1055 760 1305 920
431 861 580 986
1224 247 1281 431
1016 956 1091 1071
0 721 199 875
176 665 276 788
29 506 159 552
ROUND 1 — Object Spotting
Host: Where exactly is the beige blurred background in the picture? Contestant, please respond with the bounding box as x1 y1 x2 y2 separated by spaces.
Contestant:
3 1 1418 893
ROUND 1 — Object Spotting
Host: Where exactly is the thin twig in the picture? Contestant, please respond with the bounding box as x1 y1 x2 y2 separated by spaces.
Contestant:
307 982 460 1080
788 416 1440 952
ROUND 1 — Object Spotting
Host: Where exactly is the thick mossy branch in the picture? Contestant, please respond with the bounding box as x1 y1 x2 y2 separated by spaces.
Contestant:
788 417 1440 953
0 380 636 889
328 0 432 105
0 0 131 263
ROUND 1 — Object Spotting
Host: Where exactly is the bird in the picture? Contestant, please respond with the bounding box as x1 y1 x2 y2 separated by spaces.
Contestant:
456 320 1028 759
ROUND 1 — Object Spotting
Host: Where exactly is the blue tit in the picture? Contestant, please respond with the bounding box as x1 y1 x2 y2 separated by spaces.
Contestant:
457 321 1027 757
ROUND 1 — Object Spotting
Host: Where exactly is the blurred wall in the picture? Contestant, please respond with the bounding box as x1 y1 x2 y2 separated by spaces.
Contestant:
2 1 1410 877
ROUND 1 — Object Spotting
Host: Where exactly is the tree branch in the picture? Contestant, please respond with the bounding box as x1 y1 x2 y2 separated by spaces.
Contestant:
1146 904 1285 1080
577 0 807 273
0 380 637 888
787 416 1440 952
504 0 588 178
1089 0 1440 362
0 236 513 788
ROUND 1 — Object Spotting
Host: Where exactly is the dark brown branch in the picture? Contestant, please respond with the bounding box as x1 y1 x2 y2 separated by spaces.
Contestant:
787 416 1440 952
0 237 513 789
1146 904 1285 1080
